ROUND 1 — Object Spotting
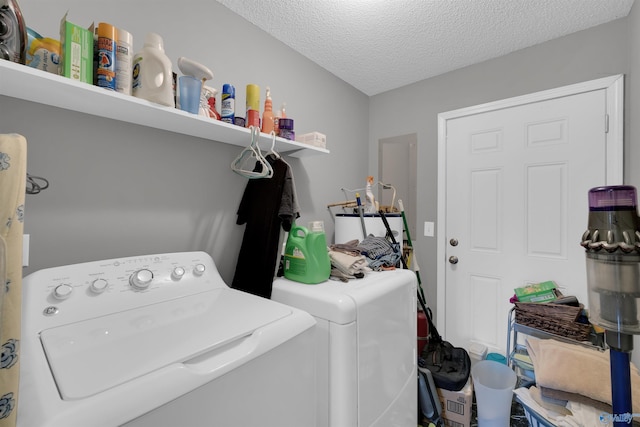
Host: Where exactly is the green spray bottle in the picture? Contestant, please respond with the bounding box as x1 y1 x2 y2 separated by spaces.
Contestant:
284 221 331 284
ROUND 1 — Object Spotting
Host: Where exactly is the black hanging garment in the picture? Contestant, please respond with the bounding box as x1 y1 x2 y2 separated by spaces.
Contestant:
231 155 299 298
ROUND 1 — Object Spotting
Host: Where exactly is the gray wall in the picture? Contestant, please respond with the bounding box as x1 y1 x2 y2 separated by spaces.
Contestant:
6 1 639 315
369 18 631 320
7 1 369 282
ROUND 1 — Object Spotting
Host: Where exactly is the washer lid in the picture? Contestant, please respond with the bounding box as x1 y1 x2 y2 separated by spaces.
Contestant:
40 288 292 400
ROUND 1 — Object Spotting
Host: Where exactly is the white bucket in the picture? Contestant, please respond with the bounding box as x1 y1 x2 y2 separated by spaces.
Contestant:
472 360 517 427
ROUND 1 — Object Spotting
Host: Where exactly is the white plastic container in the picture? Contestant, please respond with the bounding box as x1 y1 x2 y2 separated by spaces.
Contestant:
296 131 327 149
132 33 174 107
469 342 488 368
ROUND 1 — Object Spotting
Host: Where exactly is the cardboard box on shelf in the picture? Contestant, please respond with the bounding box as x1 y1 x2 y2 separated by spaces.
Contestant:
295 131 326 149
59 12 93 83
514 280 557 303
437 378 473 427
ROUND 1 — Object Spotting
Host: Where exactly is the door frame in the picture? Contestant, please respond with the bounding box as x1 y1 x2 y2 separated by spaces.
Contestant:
436 75 624 335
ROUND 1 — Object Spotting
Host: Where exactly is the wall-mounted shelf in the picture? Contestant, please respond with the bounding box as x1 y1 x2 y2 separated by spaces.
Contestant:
0 60 329 158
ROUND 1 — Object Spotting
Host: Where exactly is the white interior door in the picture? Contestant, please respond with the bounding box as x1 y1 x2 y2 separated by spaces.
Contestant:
436 75 624 354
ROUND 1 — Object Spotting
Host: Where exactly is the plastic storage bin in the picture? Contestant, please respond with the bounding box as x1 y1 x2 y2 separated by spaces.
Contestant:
468 342 487 368
514 395 556 427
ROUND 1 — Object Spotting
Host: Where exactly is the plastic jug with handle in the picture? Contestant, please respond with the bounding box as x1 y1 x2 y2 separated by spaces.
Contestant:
284 221 331 284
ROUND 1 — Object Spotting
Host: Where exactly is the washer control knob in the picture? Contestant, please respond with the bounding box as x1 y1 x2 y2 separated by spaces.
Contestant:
90 278 109 294
53 284 73 300
130 269 154 290
171 267 186 281
193 264 206 276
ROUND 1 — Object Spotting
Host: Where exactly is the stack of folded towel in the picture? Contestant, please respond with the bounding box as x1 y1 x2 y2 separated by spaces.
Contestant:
329 236 401 280
514 337 640 426
329 249 369 280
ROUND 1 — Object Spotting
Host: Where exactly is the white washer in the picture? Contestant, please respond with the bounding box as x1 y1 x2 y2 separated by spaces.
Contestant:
272 269 417 427
18 252 316 427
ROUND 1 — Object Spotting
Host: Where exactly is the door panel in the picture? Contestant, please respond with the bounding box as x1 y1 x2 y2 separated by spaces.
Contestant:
438 76 624 354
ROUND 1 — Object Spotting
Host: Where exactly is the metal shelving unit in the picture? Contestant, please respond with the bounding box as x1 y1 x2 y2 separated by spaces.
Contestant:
506 306 604 385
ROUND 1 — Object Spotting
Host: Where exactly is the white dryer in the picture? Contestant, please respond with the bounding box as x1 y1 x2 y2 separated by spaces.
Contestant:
272 269 417 427
18 252 316 427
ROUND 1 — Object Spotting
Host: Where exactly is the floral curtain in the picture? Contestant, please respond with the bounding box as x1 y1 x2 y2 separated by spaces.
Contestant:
0 134 26 427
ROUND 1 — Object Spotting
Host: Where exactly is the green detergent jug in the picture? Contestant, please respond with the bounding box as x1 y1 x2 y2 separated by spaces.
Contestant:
284 221 331 284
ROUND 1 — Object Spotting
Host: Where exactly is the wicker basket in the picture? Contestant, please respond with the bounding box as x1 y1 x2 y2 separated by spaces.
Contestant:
514 302 591 341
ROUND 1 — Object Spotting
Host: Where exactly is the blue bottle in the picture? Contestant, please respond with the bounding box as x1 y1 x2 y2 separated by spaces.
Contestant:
221 84 235 124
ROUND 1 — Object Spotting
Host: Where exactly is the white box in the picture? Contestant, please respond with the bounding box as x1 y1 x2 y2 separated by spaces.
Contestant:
296 132 326 148
437 378 473 427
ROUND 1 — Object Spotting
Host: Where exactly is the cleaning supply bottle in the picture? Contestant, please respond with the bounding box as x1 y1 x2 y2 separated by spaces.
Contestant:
261 86 274 134
115 27 133 95
246 84 260 128
273 102 286 135
365 175 377 213
96 23 116 91
284 221 331 284
132 33 174 107
203 85 221 120
221 84 235 124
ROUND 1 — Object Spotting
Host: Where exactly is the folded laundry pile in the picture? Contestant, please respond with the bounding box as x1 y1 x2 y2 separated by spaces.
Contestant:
515 337 640 425
329 236 401 281
514 386 605 427
329 250 369 280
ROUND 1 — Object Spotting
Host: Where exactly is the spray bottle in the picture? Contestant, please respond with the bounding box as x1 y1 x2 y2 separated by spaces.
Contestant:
177 56 214 115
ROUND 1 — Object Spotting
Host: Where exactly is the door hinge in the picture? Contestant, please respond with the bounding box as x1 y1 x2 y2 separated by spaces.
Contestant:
605 114 609 134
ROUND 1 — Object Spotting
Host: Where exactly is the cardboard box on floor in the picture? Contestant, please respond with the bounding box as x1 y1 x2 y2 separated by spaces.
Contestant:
437 378 473 427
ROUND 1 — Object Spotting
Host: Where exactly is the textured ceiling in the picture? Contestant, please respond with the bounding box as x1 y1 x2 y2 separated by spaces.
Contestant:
215 0 634 96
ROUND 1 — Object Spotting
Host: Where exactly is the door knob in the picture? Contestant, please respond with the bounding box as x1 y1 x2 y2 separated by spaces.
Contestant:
450 238 458 246
449 256 459 264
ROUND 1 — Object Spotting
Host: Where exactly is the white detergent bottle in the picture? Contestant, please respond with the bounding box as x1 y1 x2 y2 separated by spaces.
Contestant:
132 33 174 107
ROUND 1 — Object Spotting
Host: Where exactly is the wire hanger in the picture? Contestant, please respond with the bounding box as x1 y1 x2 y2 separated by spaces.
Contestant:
267 131 281 159
231 126 273 179
26 173 49 195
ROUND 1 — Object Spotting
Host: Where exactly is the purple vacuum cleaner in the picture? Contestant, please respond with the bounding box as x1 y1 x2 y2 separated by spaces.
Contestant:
581 185 639 426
